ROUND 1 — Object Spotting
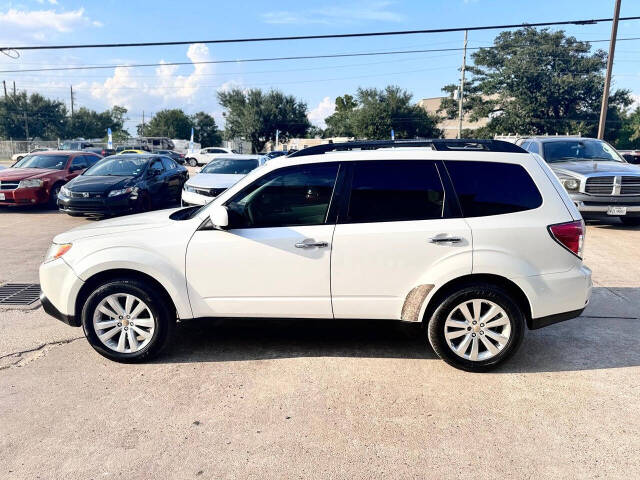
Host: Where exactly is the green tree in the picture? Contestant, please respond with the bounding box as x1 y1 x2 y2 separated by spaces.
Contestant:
351 86 441 139
0 92 67 140
67 105 128 139
217 88 310 153
191 111 222 147
324 94 358 137
139 109 193 139
439 27 632 139
615 107 640 149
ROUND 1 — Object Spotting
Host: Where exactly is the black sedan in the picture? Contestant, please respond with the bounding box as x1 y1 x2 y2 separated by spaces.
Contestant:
57 154 188 217
153 149 186 164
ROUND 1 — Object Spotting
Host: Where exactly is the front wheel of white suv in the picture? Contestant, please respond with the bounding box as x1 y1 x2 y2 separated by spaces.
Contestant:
81 279 176 362
427 284 525 372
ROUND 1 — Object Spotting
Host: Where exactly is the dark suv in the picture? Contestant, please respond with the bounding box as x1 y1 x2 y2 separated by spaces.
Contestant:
518 137 640 226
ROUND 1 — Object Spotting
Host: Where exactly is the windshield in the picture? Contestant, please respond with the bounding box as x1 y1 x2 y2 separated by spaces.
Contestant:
14 154 68 170
83 156 147 176
543 139 625 163
201 158 259 175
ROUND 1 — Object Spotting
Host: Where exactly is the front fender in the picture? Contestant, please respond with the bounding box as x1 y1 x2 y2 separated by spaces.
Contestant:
71 246 193 319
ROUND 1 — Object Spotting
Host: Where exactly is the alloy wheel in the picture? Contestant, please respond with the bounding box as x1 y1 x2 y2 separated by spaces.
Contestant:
444 299 511 361
92 293 156 353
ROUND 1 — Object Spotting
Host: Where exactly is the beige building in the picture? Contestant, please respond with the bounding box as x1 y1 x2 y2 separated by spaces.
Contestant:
418 97 489 139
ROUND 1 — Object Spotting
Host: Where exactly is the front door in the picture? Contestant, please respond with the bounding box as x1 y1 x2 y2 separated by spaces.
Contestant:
186 162 341 318
331 160 472 320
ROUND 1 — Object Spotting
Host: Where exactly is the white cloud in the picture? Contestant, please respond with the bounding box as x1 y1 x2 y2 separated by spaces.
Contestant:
0 8 96 43
631 94 640 110
308 96 335 128
262 1 405 25
89 44 220 131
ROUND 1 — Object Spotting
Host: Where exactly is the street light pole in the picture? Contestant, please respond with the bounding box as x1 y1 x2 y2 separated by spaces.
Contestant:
458 30 468 139
597 0 621 140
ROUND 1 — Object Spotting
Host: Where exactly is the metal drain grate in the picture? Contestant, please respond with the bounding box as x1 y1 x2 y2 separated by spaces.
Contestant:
0 283 41 305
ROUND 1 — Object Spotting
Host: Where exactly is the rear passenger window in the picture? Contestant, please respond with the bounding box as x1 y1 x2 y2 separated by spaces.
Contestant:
445 161 542 217
345 161 445 223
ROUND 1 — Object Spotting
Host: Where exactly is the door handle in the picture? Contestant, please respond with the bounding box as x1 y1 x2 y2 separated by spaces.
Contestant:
295 239 329 248
429 236 462 244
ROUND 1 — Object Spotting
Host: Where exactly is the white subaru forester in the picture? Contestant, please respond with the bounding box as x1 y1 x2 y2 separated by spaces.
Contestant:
40 140 592 372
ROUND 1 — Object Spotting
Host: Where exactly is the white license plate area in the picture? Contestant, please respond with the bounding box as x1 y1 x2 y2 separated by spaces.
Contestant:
0 193 5 200
607 206 627 215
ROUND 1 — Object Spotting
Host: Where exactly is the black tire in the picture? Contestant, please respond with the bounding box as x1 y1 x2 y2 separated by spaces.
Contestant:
81 278 176 363
620 217 640 226
49 182 63 209
188 157 198 167
427 284 525 372
135 192 152 213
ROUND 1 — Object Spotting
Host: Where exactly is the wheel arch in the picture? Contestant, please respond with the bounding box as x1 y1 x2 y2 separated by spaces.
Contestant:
419 274 533 327
75 269 178 324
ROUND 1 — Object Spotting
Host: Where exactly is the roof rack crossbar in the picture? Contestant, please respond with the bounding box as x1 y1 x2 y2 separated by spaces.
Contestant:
287 139 526 157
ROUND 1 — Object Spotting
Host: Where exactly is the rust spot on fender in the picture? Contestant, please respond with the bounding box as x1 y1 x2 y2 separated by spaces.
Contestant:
401 284 434 322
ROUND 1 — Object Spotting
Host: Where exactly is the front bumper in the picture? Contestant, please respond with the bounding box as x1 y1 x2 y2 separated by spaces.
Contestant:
39 258 84 326
568 192 640 217
58 193 136 216
0 186 49 206
181 189 216 206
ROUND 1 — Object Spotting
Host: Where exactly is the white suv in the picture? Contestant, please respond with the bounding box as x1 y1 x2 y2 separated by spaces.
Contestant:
39 140 592 371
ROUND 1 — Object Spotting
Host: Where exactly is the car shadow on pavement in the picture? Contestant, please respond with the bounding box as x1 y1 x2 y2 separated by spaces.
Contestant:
162 302 640 374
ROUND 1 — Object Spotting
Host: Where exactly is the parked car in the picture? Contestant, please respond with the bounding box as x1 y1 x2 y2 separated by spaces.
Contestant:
0 151 101 208
153 149 186 164
39 139 591 371
57 154 188 217
185 147 237 167
618 149 640 165
11 146 53 163
84 147 115 157
116 145 151 153
181 155 266 206
117 149 148 155
60 140 94 151
263 151 288 160
519 137 640 226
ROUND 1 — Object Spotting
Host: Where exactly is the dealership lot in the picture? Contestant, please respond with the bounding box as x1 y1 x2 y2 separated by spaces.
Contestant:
0 207 639 479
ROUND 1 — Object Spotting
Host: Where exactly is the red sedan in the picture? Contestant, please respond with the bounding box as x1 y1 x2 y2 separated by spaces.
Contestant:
0 151 102 207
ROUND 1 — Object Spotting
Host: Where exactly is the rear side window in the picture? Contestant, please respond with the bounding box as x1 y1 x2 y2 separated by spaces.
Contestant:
445 161 542 217
345 161 445 223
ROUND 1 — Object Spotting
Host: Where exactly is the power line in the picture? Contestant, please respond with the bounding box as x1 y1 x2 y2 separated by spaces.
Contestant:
2 36 640 75
2 16 640 52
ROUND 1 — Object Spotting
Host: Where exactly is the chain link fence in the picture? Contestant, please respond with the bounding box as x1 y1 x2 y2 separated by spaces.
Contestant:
0 140 61 161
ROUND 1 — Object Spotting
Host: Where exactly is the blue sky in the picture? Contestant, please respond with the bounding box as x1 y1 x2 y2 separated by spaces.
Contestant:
0 0 639 134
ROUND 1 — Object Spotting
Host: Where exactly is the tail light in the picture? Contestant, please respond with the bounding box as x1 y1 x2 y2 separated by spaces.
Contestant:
548 220 585 258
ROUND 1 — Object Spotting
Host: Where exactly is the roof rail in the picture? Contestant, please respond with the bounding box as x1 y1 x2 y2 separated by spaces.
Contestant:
287 139 527 157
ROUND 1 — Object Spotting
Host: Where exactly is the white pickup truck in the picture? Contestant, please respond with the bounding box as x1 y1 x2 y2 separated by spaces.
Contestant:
185 147 237 167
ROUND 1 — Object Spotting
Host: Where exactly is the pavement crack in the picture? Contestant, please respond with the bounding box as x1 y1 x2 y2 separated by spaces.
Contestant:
0 336 84 370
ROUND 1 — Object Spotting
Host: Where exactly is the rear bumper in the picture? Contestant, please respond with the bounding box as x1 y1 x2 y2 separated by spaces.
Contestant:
528 307 586 330
0 187 49 206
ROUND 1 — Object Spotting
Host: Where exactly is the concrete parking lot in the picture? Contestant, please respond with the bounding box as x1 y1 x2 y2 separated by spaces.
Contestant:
1 203 639 479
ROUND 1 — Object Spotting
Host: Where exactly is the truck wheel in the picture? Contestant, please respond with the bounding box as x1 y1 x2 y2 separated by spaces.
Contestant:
81 278 176 362
427 284 525 372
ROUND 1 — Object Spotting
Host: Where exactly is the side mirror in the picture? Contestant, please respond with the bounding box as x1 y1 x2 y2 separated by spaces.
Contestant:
209 205 229 229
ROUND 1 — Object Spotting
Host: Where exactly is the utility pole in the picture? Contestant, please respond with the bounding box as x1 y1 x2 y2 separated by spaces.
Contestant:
598 0 621 140
142 110 145 134
70 85 75 119
13 81 16 96
2 80 6 98
457 30 468 139
24 111 29 144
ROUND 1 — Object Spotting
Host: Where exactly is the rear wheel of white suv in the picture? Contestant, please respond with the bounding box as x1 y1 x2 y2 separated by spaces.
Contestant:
427 284 525 372
81 279 175 362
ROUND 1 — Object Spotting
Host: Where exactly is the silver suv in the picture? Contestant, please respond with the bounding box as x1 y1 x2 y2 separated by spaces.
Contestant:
518 137 640 226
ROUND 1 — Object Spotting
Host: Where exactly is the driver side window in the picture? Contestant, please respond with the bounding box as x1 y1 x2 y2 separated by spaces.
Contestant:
226 163 339 228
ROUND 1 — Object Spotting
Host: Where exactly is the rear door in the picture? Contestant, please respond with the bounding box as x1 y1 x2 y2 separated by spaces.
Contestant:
330 160 472 320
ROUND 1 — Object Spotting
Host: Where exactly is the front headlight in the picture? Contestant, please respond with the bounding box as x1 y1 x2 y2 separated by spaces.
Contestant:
18 179 44 188
184 184 196 192
559 176 580 191
108 187 134 197
60 186 70 197
44 243 72 263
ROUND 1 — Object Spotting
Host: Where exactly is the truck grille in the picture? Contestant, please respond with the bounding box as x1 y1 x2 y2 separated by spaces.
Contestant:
0 180 19 190
621 176 640 195
585 176 614 195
